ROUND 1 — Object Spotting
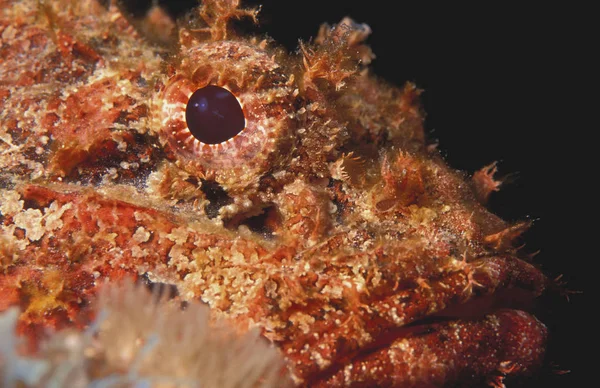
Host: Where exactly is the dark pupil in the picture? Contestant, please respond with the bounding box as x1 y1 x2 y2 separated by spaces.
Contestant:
185 85 245 144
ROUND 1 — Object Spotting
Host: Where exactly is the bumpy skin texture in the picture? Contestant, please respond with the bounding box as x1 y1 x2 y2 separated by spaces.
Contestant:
0 0 548 386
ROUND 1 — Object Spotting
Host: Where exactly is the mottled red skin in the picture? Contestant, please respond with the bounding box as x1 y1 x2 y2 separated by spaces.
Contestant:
317 310 546 387
0 0 550 386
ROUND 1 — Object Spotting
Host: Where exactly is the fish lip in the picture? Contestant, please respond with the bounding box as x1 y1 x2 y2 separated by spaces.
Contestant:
428 285 542 321
305 285 546 385
360 285 542 354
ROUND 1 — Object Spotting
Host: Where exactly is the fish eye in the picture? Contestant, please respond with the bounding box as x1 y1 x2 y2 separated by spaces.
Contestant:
185 85 246 144
158 41 296 189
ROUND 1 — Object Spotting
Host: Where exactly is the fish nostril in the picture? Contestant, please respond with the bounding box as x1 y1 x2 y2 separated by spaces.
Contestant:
199 179 233 219
224 205 281 239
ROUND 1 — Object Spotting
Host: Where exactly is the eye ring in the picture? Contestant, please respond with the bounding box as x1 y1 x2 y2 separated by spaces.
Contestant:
161 77 274 163
157 41 297 189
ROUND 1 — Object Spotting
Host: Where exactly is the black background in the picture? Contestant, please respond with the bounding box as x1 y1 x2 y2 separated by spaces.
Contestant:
125 1 589 386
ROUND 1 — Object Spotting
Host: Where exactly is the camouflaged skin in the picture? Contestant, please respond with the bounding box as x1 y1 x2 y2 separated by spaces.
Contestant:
1 0 548 386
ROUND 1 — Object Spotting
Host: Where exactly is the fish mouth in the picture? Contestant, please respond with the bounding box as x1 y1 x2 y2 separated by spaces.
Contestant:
307 283 548 387
370 286 542 349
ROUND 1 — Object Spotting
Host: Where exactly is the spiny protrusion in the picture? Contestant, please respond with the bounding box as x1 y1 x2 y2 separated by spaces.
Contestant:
472 162 502 204
484 221 531 251
329 152 366 186
138 2 177 45
197 0 259 41
300 18 374 92
374 151 425 212
315 17 374 65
